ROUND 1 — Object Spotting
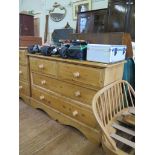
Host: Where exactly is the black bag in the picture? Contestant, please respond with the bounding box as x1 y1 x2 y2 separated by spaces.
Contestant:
58 44 70 58
66 41 87 60
28 44 40 54
40 46 58 56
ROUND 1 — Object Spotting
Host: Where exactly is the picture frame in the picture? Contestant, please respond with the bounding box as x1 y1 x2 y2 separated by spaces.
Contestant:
72 0 92 20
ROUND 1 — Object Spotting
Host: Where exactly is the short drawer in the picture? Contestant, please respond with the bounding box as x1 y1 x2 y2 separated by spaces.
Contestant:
19 81 30 96
58 62 104 88
31 86 98 128
30 57 57 77
19 50 28 65
32 73 96 105
19 65 29 82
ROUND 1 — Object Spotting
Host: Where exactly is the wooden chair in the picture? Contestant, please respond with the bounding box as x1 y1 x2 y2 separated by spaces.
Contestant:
92 80 135 155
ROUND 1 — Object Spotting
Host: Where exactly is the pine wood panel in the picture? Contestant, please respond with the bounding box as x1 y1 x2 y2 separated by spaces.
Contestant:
19 81 30 96
31 72 97 105
19 49 28 65
31 86 98 128
58 62 104 88
104 63 124 86
30 57 57 77
30 98 101 144
19 65 29 82
19 94 30 105
19 47 31 103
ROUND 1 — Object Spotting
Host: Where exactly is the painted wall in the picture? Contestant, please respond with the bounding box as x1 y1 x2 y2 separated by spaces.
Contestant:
19 0 108 43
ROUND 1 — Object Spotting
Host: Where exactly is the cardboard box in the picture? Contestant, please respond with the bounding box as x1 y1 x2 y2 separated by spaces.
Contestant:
87 44 127 63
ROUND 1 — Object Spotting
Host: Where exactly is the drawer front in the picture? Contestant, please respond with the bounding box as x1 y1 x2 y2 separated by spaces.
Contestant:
31 86 98 128
32 73 96 105
58 62 104 87
19 50 27 65
19 65 29 82
19 81 30 96
30 57 57 76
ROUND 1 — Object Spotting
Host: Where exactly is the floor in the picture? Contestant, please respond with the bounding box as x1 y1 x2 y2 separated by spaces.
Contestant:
19 99 104 155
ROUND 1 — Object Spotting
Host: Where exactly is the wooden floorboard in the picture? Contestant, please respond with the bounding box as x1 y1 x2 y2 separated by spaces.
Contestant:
19 99 104 155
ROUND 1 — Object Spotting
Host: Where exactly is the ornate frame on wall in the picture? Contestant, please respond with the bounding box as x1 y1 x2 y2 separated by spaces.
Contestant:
72 0 92 20
49 2 66 22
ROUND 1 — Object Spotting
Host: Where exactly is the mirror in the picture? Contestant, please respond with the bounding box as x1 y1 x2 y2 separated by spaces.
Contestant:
49 2 66 22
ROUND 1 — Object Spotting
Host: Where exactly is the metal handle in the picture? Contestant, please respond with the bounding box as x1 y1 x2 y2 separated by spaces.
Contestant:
75 91 81 97
40 95 45 100
73 72 80 78
38 64 44 69
41 80 46 85
72 110 78 117
19 70 22 74
19 86 23 89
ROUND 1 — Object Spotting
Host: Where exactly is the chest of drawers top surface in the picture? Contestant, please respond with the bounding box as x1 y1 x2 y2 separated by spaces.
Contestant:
28 54 125 68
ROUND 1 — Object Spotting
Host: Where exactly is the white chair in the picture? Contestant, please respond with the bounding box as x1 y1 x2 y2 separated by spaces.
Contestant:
92 80 135 155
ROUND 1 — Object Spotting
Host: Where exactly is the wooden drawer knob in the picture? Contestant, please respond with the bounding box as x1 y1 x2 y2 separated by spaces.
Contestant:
19 86 23 89
40 95 45 100
38 64 44 69
73 72 80 78
75 91 81 97
72 110 78 117
41 80 46 85
19 70 22 74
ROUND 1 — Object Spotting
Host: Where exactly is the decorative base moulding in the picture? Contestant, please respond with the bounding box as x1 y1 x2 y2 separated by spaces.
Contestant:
30 97 101 144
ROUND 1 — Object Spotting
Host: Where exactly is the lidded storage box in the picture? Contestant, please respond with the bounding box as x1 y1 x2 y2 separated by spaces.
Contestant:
87 44 127 63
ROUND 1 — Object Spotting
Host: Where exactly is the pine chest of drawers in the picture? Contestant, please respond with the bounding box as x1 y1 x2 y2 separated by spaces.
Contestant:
28 54 125 144
19 47 30 104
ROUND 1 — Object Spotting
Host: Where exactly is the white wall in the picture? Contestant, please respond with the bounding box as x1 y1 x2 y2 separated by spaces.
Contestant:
19 0 108 43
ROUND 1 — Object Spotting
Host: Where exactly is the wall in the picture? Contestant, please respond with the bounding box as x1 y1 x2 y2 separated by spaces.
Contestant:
19 0 108 43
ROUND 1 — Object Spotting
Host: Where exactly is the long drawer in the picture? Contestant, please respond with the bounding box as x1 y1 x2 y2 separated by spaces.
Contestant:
19 65 29 82
30 57 57 77
19 50 28 65
31 86 98 128
31 72 96 105
58 62 104 88
19 81 30 96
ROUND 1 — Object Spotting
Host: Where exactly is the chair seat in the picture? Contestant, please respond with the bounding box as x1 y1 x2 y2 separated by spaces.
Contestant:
128 107 135 115
112 122 135 136
123 115 135 126
110 133 135 149
117 113 135 126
